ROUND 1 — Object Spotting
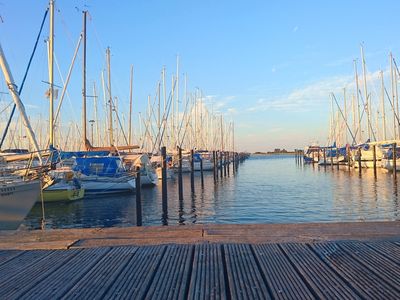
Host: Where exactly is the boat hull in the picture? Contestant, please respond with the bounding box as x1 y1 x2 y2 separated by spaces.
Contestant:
79 176 136 195
0 180 40 230
42 188 85 202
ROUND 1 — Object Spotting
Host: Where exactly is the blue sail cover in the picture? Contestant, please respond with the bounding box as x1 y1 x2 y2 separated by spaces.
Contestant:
73 157 123 176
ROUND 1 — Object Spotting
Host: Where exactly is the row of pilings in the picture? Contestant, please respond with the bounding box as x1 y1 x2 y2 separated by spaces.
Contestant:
135 148 250 226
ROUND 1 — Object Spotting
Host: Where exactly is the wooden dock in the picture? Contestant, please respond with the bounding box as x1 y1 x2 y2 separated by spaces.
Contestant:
0 222 399 299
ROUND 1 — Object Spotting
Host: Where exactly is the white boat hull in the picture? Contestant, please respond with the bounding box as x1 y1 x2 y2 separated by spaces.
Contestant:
79 176 136 195
0 180 40 230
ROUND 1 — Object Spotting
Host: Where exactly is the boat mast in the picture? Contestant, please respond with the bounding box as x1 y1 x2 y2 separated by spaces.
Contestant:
390 53 396 140
343 88 348 144
380 70 387 140
106 47 114 146
0 44 43 163
361 45 371 141
49 0 55 147
354 60 362 143
82 10 87 148
128 65 133 145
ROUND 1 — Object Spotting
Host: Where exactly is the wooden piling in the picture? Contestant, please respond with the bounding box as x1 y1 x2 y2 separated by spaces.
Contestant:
161 146 168 222
232 152 235 174
393 143 397 179
347 146 351 171
220 151 223 178
357 147 362 175
135 167 142 226
178 146 183 201
213 150 217 181
373 145 377 176
323 148 326 166
227 152 230 176
330 148 334 168
190 149 195 193
200 155 204 188
224 152 227 177
336 147 339 170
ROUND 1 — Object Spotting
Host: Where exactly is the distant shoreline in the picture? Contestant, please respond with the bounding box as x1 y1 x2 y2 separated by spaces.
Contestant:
252 152 295 155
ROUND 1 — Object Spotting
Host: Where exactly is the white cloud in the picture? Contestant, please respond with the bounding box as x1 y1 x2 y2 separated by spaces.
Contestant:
247 69 388 113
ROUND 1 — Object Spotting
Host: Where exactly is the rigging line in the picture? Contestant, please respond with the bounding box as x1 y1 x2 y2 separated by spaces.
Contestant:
0 101 13 115
331 93 356 145
0 7 49 149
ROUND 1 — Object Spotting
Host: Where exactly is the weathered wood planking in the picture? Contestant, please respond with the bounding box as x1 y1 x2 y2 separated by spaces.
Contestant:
102 245 166 299
20 247 110 299
0 249 22 266
280 243 360 299
224 244 271 299
312 242 400 299
366 241 400 264
61 246 138 299
0 240 399 299
188 244 226 300
338 241 400 291
145 244 193 300
252 244 315 299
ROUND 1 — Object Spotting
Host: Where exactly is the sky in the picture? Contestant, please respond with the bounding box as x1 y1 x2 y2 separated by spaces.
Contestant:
1 0 400 152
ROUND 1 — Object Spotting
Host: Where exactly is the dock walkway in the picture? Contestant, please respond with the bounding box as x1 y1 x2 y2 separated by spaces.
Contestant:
0 222 399 299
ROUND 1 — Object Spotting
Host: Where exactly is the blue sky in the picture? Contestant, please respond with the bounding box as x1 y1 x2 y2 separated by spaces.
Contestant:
1 1 400 151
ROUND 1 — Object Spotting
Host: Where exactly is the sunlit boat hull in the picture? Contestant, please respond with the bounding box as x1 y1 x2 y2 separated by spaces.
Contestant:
0 180 40 230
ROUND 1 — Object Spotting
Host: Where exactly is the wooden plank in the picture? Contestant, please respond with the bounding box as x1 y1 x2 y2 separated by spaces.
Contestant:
102 245 166 299
146 244 193 300
20 247 110 299
253 244 315 299
313 242 400 299
338 241 400 290
0 250 23 266
188 244 226 300
0 249 81 299
280 243 360 299
224 244 271 299
61 246 138 299
366 241 400 264
0 250 53 285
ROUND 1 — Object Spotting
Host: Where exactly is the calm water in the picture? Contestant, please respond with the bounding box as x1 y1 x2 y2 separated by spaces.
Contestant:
23 155 400 229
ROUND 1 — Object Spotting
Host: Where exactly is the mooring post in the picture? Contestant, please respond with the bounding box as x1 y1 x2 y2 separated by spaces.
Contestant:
317 148 320 164
231 152 234 174
227 152 230 176
358 147 362 175
200 155 204 188
135 166 142 226
323 148 326 166
178 146 183 201
213 150 217 182
347 146 351 171
223 152 227 177
295 149 298 163
393 143 397 179
220 150 223 178
336 147 339 170
190 149 195 193
161 146 168 220
373 144 377 176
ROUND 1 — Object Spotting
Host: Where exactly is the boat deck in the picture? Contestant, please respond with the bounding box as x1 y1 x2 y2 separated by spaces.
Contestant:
0 222 399 299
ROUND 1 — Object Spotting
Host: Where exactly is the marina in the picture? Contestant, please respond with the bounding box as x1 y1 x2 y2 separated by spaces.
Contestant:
1 1 400 299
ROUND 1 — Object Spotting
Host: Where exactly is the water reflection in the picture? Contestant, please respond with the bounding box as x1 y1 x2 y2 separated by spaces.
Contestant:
23 155 400 229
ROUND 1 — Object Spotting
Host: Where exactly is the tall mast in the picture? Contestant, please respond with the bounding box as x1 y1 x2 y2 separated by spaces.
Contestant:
0 44 43 163
49 0 55 146
380 70 387 140
390 53 396 139
351 94 356 144
360 45 371 141
93 82 100 146
106 47 114 146
128 65 133 145
82 10 87 147
354 60 362 143
343 88 347 144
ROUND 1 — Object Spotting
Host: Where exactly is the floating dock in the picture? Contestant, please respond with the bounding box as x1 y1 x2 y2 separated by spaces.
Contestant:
0 221 399 299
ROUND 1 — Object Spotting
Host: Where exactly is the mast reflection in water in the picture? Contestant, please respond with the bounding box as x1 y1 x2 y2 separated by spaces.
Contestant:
23 155 400 229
